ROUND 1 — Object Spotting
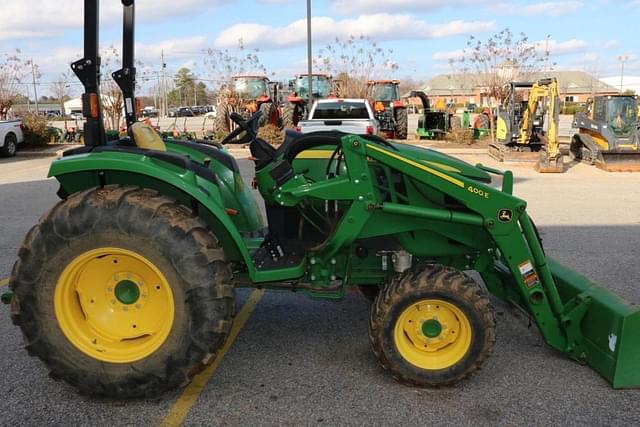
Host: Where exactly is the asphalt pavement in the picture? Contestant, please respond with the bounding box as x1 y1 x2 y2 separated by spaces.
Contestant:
0 152 639 426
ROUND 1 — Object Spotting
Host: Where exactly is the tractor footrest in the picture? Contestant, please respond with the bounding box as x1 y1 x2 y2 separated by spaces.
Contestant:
252 239 305 271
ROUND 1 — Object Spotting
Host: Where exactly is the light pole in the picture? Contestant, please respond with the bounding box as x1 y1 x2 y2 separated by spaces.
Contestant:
306 0 313 111
545 34 551 72
618 55 629 92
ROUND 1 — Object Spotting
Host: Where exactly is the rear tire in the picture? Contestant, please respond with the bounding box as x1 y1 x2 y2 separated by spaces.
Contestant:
10 186 234 398
282 104 298 129
369 264 495 386
214 102 232 134
258 102 275 128
395 108 408 139
1 133 18 157
475 114 490 130
449 115 462 132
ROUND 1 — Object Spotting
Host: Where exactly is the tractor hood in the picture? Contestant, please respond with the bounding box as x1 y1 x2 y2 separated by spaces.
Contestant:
392 142 492 183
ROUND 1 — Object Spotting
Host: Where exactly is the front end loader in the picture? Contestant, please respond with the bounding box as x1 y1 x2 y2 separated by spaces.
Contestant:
571 95 640 172
3 0 640 399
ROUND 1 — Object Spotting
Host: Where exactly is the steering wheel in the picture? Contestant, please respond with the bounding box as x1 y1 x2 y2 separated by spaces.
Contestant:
220 111 262 145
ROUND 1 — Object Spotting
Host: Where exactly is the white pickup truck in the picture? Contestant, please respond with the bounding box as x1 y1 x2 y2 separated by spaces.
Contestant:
296 99 379 135
0 119 24 157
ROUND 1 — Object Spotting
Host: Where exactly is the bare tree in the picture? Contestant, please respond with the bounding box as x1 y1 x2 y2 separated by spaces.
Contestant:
449 28 551 138
0 50 30 119
51 72 73 127
205 39 269 89
451 29 551 106
313 35 399 98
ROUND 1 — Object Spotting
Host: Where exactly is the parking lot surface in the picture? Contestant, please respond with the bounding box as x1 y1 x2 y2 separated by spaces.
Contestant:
1 152 639 426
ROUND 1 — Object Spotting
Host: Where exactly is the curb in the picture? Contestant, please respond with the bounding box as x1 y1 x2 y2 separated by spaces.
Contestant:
16 144 82 159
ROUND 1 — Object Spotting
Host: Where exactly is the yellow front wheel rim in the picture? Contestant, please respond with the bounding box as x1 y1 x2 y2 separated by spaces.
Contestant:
54 248 175 363
394 299 472 370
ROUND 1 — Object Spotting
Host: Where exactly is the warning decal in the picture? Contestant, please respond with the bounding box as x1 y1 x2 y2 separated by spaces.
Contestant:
518 260 539 288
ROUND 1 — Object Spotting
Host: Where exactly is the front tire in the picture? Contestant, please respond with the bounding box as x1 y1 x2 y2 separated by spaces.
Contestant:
10 186 234 398
369 264 495 386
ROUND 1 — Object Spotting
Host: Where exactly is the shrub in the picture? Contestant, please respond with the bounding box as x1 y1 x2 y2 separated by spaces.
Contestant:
21 113 49 145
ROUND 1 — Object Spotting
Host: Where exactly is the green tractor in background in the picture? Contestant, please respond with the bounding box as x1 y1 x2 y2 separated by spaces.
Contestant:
4 0 640 399
283 73 334 128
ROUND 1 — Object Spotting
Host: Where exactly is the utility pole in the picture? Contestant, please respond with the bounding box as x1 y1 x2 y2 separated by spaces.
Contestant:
618 55 629 92
306 0 313 111
161 50 167 116
31 59 39 115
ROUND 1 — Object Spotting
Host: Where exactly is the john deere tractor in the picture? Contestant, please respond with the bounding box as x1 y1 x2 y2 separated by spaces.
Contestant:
4 0 640 399
214 75 280 134
283 73 333 128
571 95 640 171
367 80 408 139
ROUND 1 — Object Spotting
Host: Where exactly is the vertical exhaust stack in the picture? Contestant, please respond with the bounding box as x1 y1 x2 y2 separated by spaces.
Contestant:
112 0 138 130
71 0 106 146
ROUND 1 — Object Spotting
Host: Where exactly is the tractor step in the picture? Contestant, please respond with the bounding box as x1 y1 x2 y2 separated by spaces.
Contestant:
252 239 305 271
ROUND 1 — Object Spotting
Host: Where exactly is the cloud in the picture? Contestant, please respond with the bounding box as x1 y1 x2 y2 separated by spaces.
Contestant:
214 14 495 49
0 0 232 41
534 38 588 56
329 0 490 14
258 0 294 3
431 49 467 61
495 1 583 16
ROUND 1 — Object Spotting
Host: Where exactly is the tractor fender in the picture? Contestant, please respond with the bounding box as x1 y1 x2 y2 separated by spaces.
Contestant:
392 100 405 109
48 151 255 271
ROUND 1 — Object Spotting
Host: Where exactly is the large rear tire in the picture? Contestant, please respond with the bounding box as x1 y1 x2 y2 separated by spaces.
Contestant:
369 264 495 386
258 102 275 128
10 186 234 398
282 104 298 129
214 102 232 134
395 108 408 139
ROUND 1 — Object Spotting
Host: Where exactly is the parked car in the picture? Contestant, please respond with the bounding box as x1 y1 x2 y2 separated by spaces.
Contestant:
0 119 25 157
176 107 195 117
141 106 158 118
296 99 379 135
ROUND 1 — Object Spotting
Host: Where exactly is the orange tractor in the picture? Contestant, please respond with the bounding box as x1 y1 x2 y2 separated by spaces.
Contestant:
367 80 408 139
214 75 281 133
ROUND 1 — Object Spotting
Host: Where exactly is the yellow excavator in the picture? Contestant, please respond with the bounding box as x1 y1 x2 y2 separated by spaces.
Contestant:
570 95 640 172
490 78 563 172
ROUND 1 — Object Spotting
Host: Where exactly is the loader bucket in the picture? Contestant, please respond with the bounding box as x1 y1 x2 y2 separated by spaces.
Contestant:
596 152 640 172
548 258 640 388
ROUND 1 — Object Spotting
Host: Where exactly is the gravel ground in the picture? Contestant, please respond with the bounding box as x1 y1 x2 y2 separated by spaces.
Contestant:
0 152 638 426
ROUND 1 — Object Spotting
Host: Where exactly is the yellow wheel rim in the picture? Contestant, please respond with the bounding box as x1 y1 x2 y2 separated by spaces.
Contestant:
394 299 472 370
54 247 175 363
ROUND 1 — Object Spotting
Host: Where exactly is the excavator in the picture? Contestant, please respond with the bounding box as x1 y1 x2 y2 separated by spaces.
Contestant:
571 94 640 172
490 78 563 172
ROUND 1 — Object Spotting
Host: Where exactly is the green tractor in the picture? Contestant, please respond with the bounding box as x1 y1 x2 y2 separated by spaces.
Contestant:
283 73 334 128
4 0 640 399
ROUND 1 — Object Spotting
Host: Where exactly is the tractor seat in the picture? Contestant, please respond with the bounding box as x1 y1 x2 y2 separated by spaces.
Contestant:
129 122 167 151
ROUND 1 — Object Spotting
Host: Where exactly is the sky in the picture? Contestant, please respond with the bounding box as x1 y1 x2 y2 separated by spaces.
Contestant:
1 0 639 97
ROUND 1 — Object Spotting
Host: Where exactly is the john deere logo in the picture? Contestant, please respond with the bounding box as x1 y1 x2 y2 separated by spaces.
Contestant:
498 209 513 222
